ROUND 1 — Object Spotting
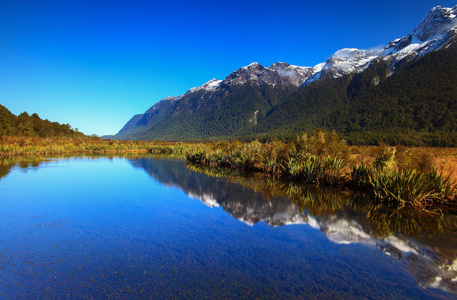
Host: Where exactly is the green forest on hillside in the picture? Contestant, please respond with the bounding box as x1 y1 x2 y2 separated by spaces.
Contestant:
249 46 457 146
0 105 85 138
115 46 457 146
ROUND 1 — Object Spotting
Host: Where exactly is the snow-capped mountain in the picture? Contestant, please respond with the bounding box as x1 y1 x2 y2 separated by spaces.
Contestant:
151 4 457 96
303 48 382 84
303 5 457 84
128 4 457 105
161 61 314 98
113 5 457 143
188 78 222 93
115 60 309 139
413 5 457 41
182 5 457 88
221 62 314 87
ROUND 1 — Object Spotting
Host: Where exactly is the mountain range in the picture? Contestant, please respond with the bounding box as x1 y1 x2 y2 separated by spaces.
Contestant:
113 5 457 146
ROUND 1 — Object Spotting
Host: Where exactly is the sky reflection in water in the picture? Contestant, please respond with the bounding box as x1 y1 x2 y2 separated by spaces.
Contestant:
0 156 456 299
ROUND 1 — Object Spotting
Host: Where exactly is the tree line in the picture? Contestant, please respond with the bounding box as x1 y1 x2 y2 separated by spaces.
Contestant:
0 104 85 138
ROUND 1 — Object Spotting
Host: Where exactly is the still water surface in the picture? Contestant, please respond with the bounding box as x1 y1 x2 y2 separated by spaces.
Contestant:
0 155 456 299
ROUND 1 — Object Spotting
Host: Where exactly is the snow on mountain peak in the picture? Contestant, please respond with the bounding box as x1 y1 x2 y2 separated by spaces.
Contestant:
268 62 315 85
201 78 222 91
329 48 381 67
379 5 457 72
188 78 222 93
156 78 222 104
224 62 313 86
302 5 457 86
242 62 261 69
302 48 380 85
155 5 457 100
413 5 457 42
269 62 313 75
226 5 457 89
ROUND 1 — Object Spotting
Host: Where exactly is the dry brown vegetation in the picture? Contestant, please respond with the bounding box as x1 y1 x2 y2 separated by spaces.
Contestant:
0 136 199 156
186 130 457 210
349 145 457 182
1 132 456 210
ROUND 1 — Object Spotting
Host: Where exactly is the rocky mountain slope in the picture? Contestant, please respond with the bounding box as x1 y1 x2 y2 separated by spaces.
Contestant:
114 5 457 145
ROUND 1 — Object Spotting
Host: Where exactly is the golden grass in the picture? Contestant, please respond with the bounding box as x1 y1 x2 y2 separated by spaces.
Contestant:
2 135 457 210
2 136 455 179
348 145 457 183
0 136 202 156
185 135 457 209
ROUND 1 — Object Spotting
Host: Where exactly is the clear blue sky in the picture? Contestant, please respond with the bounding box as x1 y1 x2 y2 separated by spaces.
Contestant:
1 0 455 136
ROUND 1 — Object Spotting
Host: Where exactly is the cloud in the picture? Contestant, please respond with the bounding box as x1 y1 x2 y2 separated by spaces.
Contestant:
276 67 296 78
368 45 385 53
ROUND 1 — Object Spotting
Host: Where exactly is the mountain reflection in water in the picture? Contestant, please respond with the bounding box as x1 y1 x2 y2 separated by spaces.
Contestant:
130 156 457 295
2 155 456 297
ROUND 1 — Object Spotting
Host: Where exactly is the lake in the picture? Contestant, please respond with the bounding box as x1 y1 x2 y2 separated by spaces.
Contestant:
0 155 456 299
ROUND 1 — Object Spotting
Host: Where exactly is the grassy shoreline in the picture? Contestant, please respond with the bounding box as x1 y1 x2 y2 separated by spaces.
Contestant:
185 131 457 211
0 136 199 156
1 133 457 211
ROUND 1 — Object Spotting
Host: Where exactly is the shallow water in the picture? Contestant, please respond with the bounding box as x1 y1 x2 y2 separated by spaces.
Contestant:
0 155 456 299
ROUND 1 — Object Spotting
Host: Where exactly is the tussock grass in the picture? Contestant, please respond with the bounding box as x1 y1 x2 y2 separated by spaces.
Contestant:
187 129 350 187
2 130 456 210
186 130 457 210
